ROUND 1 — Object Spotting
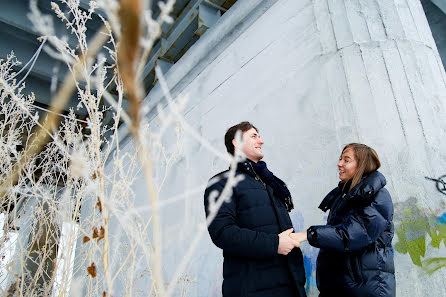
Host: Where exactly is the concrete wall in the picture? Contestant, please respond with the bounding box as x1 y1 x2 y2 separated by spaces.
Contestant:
105 0 446 296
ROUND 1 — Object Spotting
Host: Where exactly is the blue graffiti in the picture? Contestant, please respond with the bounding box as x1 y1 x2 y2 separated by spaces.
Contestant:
436 212 446 225
302 246 318 293
289 210 323 293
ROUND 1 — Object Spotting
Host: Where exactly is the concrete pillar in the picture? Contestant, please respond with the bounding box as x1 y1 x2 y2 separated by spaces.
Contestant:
314 0 446 148
313 0 446 295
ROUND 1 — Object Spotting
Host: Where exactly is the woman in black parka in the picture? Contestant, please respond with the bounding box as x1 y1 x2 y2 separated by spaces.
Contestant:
293 143 395 297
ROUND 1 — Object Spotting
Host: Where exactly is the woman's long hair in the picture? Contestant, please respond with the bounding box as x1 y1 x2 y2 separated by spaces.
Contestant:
343 143 381 191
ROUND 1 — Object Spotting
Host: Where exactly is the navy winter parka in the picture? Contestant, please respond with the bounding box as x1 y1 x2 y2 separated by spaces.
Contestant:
307 171 395 297
204 161 307 297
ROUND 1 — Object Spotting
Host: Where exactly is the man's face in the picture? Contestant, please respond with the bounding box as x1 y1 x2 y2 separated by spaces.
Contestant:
234 127 264 162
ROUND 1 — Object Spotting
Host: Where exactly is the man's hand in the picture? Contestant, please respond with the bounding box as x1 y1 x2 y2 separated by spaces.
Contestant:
278 228 300 255
290 231 308 243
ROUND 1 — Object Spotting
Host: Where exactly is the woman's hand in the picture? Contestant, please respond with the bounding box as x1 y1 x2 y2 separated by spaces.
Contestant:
290 231 308 243
278 228 301 255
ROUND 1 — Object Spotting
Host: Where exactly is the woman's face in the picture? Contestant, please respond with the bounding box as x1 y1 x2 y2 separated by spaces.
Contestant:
337 147 358 182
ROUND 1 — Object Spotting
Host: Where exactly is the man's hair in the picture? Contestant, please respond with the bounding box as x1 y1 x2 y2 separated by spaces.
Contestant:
342 143 381 191
224 121 258 155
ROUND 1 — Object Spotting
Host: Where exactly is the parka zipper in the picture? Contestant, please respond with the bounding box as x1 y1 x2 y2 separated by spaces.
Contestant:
248 162 288 232
248 162 266 188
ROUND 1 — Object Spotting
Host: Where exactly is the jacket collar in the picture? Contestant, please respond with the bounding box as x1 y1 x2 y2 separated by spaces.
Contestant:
346 171 386 199
232 160 258 178
318 171 386 212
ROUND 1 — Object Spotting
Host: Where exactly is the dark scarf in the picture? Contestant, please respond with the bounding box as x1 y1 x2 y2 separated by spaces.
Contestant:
249 160 294 211
339 180 353 196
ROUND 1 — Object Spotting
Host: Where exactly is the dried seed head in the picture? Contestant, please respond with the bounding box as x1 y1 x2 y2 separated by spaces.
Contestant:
87 262 97 278
117 0 142 131
70 149 89 179
92 227 99 239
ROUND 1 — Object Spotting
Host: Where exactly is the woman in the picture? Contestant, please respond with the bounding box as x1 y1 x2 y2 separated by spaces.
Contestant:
293 143 395 297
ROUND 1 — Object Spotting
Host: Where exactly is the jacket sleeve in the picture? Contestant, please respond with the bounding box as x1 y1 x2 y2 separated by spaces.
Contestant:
204 179 279 259
307 189 393 252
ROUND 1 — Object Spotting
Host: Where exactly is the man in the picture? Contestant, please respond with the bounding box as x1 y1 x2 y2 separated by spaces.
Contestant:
204 121 307 297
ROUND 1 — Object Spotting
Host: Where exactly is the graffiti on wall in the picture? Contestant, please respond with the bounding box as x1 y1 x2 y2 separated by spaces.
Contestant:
394 175 446 274
302 246 318 294
425 175 446 196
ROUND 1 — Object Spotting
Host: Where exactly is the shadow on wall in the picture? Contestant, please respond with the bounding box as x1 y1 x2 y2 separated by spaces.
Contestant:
394 175 446 274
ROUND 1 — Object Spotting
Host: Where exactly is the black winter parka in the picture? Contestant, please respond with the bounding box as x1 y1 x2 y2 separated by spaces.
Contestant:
204 161 307 297
307 171 395 297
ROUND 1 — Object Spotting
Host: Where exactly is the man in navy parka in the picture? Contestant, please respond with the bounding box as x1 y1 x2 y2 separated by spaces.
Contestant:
204 122 307 297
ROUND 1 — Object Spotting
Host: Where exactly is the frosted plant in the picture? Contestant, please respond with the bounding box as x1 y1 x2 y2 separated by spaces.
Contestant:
0 0 244 296
0 53 36 197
